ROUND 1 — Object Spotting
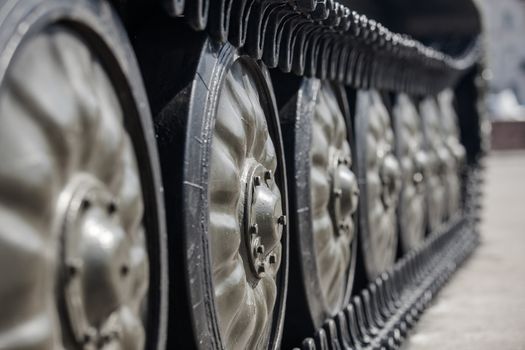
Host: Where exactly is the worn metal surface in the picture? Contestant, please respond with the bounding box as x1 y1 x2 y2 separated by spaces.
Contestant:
420 97 448 231
0 25 148 349
161 0 481 94
355 90 401 281
393 94 427 252
209 59 284 349
310 82 358 314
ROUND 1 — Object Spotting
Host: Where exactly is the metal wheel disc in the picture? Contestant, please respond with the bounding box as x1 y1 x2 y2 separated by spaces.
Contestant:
208 58 287 349
393 94 427 252
310 82 358 314
355 90 401 281
438 89 466 217
0 2 167 349
420 97 449 230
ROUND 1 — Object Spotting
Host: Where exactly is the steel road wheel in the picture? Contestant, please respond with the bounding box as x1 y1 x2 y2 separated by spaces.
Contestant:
354 90 401 281
438 89 466 217
147 35 288 349
0 1 167 349
392 94 428 252
420 97 449 230
310 81 358 315
280 79 358 344
209 59 286 350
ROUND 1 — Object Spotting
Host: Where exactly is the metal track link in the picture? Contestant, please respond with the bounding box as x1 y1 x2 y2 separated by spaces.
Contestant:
161 0 481 95
294 165 483 350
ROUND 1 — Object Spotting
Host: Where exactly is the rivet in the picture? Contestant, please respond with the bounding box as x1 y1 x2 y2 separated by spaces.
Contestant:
120 264 130 277
334 189 342 198
264 170 273 182
67 260 80 278
254 176 262 187
81 199 91 211
256 245 265 255
269 254 277 264
257 265 266 275
250 224 259 234
107 201 117 215
82 332 93 345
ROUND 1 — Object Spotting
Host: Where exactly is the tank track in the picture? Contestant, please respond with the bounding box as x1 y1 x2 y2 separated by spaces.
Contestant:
294 163 483 349
0 0 485 349
161 0 482 94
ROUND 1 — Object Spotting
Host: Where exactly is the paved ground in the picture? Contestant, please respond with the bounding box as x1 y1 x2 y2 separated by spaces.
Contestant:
404 151 525 350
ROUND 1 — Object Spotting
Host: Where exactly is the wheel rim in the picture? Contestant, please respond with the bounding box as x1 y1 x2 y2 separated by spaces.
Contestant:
209 59 284 349
420 97 448 230
0 26 150 349
393 94 427 252
356 90 401 280
310 82 358 313
438 90 466 216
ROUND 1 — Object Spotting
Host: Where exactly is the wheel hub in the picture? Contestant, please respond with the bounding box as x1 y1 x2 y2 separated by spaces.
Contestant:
245 164 285 279
413 150 428 194
330 152 359 237
61 175 131 348
378 146 401 209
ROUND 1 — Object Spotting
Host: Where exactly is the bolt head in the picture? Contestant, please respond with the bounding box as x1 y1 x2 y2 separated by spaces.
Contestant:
257 264 266 275
264 170 273 185
107 201 117 215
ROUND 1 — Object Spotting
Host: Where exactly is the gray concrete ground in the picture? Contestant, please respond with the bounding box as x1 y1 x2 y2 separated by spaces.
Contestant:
404 151 525 350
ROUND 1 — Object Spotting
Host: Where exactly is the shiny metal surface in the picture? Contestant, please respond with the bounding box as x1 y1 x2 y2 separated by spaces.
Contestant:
393 94 427 252
208 59 283 349
438 89 466 217
0 27 148 349
420 97 449 230
355 90 401 280
310 82 358 313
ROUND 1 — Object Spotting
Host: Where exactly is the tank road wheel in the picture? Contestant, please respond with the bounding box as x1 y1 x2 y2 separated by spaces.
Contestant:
208 57 287 350
392 94 428 252
354 91 401 281
420 97 449 230
438 90 466 217
281 80 358 343
0 1 167 349
149 38 288 350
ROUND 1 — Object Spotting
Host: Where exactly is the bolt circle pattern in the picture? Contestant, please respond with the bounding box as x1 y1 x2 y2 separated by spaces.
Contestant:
310 82 358 313
355 90 401 280
393 94 427 252
0 26 149 349
420 97 449 230
208 60 283 349
438 90 466 217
